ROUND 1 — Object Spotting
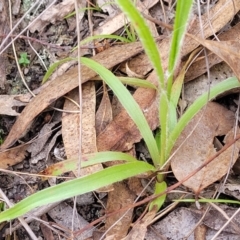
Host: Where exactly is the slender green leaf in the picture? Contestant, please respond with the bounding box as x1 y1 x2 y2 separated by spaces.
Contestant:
43 151 139 176
42 57 76 84
81 57 159 165
0 162 155 222
79 34 131 46
149 181 167 211
115 0 164 87
159 91 169 166
170 48 200 107
167 77 240 158
118 77 157 89
174 198 240 205
167 0 194 95
65 7 101 19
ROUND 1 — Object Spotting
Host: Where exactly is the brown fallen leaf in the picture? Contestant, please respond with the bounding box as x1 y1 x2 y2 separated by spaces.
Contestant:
0 95 26 116
185 22 240 82
146 207 240 239
189 38 240 81
95 83 113 136
171 102 240 193
123 209 156 240
97 71 159 152
104 182 135 239
29 0 86 33
62 83 103 177
93 0 158 36
0 145 28 168
125 0 240 79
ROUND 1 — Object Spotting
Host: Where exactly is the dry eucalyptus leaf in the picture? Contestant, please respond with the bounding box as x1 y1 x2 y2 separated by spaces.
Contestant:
0 145 28 168
124 209 156 240
185 23 240 82
105 182 135 239
29 0 86 33
94 0 158 36
171 102 239 193
95 83 113 136
27 121 60 157
0 0 9 90
0 95 26 116
62 83 103 177
125 62 145 79
194 39 240 81
184 61 235 105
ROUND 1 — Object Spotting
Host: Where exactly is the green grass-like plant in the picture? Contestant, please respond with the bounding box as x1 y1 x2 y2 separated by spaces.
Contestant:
1 0 240 223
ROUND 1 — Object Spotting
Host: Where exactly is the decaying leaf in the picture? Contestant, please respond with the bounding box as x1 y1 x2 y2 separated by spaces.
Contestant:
27 121 60 157
185 23 240 82
62 83 103 177
104 182 135 239
124 209 156 240
97 71 159 152
0 0 9 90
0 145 28 168
29 0 86 33
95 83 113 136
93 0 158 36
191 38 240 81
0 95 26 116
171 102 240 193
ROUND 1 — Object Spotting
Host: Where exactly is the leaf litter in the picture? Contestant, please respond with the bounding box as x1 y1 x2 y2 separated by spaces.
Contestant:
1 0 240 239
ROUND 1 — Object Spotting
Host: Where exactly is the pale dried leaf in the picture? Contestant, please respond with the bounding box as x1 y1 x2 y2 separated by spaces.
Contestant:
30 130 61 164
171 102 239 193
96 0 119 17
218 184 240 200
0 0 9 89
124 210 156 240
185 23 240 82
27 121 60 157
62 83 103 177
0 145 28 168
0 95 26 116
125 62 144 79
95 83 112 136
29 0 86 33
94 0 158 36
105 182 135 239
190 37 240 81
184 62 235 105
